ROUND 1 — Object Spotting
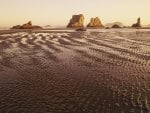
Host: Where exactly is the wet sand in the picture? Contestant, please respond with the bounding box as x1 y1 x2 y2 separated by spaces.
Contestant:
0 29 149 113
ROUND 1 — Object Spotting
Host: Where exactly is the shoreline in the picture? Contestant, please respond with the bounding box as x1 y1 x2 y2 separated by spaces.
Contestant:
0 27 150 35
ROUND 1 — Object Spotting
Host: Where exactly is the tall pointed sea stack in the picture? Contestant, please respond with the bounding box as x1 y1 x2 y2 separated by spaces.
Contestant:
67 14 84 28
132 17 142 27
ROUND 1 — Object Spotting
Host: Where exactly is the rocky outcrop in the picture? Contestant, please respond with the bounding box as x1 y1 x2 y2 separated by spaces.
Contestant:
105 22 124 27
11 25 21 29
11 21 42 29
67 14 84 28
132 17 141 27
20 21 32 29
87 17 103 28
112 24 121 28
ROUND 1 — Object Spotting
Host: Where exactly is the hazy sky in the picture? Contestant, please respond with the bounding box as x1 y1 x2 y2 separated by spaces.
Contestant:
0 0 150 27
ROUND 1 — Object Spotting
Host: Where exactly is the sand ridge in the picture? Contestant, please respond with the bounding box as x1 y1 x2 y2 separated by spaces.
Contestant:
0 29 149 113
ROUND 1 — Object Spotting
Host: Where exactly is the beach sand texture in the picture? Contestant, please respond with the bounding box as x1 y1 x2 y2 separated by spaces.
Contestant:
0 29 149 113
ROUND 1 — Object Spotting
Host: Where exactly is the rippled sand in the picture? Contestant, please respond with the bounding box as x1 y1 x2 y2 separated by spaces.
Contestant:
0 29 150 113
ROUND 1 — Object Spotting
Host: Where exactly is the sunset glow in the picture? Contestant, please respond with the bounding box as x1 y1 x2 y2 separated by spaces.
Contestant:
0 0 150 27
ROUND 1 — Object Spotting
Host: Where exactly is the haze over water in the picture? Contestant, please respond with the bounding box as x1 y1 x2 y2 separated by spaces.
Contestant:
0 0 150 27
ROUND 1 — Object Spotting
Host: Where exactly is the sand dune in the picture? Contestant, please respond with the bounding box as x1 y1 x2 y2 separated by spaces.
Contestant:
0 29 149 113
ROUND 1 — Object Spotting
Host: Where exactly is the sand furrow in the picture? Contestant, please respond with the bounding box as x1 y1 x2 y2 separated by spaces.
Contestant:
0 29 149 113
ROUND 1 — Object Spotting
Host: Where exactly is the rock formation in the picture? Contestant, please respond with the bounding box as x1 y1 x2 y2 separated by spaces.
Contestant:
132 17 141 27
112 24 121 28
105 22 124 28
87 17 104 28
20 21 32 29
76 28 87 31
67 14 84 28
11 21 42 29
11 25 21 29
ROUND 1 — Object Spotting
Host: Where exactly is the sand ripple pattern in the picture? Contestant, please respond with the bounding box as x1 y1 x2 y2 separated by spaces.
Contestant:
0 29 150 113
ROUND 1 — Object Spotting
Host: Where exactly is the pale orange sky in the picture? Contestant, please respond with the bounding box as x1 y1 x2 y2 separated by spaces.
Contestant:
0 0 150 27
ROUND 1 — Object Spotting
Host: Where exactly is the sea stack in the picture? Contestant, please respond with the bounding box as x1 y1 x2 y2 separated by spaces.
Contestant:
87 17 104 28
11 21 42 29
132 17 142 27
67 14 84 28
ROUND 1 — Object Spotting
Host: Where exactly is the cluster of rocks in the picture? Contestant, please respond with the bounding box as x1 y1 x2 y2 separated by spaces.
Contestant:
11 15 142 30
11 21 42 29
67 14 103 28
67 14 142 29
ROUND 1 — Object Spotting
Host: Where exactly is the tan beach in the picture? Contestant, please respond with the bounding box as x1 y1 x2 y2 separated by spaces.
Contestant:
0 28 149 113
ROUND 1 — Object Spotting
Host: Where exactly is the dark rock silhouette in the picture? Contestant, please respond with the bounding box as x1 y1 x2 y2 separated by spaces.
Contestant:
87 17 104 28
132 17 142 27
112 24 121 28
67 14 84 28
11 21 42 29
105 27 110 29
76 28 87 31
11 25 21 29
105 22 124 27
